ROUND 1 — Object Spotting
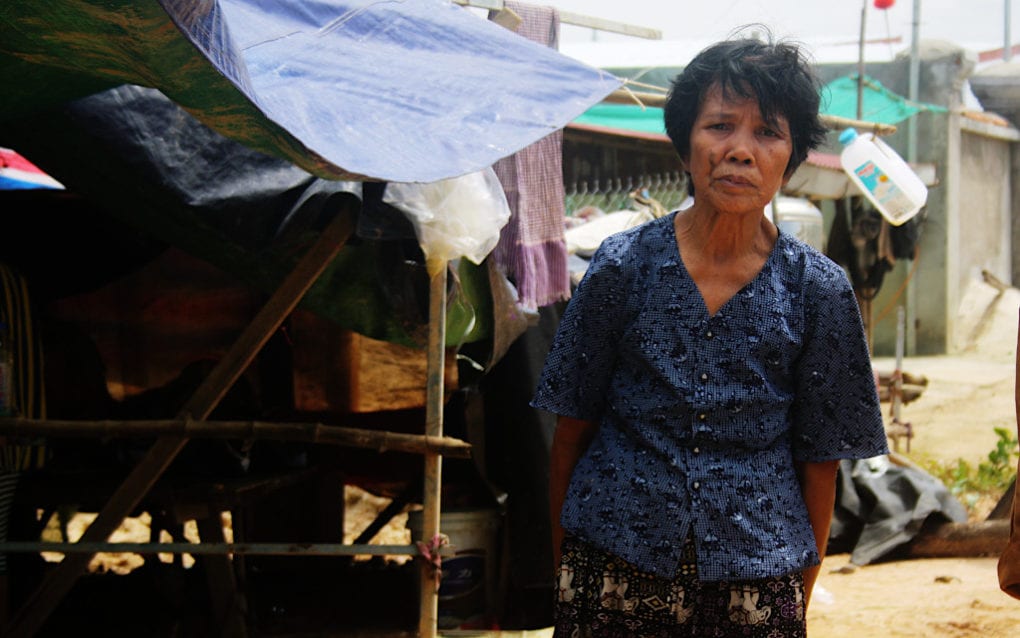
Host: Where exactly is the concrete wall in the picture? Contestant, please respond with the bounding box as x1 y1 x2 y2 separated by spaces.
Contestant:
815 43 1019 355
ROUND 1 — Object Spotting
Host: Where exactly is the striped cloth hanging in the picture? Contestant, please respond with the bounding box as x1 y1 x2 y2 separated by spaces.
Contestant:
0 263 48 471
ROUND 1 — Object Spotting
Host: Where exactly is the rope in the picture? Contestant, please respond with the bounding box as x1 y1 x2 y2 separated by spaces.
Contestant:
621 78 668 94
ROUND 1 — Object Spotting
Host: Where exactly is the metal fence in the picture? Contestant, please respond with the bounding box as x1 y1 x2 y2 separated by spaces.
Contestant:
564 171 687 216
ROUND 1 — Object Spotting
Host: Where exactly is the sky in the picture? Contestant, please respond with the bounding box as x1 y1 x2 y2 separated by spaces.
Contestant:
514 1 1020 70
535 0 1019 61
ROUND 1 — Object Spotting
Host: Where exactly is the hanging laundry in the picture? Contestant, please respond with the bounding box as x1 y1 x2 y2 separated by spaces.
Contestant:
489 2 570 310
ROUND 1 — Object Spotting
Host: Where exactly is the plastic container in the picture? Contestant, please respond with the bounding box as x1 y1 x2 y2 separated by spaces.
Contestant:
838 127 927 226
406 508 501 630
772 196 825 251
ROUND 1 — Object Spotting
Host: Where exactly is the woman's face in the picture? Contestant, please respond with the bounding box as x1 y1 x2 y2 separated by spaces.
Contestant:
683 83 793 217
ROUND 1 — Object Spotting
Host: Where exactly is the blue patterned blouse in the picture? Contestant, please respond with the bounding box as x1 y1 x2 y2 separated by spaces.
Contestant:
532 212 888 581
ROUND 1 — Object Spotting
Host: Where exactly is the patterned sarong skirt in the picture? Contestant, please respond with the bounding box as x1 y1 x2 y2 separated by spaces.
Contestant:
554 535 807 638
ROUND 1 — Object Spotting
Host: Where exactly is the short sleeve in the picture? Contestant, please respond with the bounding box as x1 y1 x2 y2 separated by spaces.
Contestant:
530 238 632 422
791 259 889 462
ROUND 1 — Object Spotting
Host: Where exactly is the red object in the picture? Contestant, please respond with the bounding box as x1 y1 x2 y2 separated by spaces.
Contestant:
874 0 895 9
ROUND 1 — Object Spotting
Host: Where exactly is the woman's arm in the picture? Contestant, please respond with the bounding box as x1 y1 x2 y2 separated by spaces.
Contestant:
549 415 599 570
795 459 839 609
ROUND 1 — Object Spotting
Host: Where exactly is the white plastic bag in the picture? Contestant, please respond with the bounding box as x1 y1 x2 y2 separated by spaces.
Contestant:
383 168 511 270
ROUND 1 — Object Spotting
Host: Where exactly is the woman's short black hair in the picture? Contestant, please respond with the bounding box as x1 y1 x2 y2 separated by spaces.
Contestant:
664 30 827 183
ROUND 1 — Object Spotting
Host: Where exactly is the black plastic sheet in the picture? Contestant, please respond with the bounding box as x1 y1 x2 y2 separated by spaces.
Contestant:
830 457 969 565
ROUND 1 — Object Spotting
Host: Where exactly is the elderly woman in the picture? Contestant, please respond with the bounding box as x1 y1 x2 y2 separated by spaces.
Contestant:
532 34 889 637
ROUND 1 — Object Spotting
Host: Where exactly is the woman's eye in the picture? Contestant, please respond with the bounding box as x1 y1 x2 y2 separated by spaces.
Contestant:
759 127 779 137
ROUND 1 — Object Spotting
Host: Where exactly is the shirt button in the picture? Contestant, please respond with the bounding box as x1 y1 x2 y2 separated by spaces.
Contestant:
692 481 701 490
693 447 701 454
705 330 714 339
700 372 708 382
698 413 707 421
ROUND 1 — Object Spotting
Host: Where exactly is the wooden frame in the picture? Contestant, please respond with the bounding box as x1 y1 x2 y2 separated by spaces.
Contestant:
1 203 465 638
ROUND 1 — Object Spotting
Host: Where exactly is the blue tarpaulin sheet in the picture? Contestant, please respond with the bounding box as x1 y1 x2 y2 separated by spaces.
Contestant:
0 0 621 182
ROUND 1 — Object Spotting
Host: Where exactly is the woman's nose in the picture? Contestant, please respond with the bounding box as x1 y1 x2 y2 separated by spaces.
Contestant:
725 143 754 164
725 130 755 164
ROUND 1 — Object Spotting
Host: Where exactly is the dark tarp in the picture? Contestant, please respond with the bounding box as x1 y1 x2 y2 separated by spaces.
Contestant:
0 0 620 183
830 457 969 565
1 84 483 348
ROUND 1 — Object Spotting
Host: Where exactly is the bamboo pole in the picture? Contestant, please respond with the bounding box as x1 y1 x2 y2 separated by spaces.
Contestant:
418 259 447 638
0 541 455 557
600 89 898 136
0 417 471 458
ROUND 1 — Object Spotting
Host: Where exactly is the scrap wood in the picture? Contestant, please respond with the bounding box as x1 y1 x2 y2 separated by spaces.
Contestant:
904 520 1010 558
877 369 928 404
878 383 926 404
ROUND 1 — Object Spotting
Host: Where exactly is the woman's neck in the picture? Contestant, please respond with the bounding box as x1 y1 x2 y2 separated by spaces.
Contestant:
673 204 779 317
675 204 777 262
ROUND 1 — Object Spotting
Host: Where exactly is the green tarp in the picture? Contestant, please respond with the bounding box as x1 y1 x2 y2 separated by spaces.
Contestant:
572 103 666 136
821 74 948 125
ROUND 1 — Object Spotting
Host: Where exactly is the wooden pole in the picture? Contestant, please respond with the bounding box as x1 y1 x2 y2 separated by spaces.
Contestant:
858 0 867 120
451 0 662 40
418 259 447 638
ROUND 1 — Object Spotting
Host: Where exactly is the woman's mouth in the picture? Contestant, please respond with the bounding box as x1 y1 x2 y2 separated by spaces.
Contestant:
717 174 754 187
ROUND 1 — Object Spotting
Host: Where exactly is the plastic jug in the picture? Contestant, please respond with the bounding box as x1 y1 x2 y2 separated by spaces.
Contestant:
838 127 927 226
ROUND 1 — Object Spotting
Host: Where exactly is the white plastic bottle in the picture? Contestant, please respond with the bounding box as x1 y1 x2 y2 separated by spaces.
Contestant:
838 127 927 226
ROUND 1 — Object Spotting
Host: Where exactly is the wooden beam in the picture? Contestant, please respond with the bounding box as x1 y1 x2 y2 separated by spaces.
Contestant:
904 520 1010 558
5 206 358 638
819 113 898 136
0 541 454 557
0 417 472 458
452 0 662 40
